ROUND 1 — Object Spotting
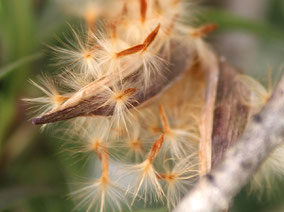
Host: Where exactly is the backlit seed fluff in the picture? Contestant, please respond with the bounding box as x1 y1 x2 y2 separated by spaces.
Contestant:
25 0 284 211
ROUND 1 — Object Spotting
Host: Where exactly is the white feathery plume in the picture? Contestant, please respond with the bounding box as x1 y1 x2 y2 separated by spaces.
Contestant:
160 154 199 210
127 135 165 205
23 76 70 117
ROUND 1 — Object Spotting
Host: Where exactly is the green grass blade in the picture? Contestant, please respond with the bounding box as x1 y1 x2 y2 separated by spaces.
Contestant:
0 52 43 80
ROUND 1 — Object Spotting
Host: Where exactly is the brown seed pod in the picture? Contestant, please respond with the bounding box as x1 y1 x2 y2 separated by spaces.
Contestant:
27 1 281 211
211 61 250 168
198 55 252 174
29 21 253 201
32 40 195 125
31 38 250 176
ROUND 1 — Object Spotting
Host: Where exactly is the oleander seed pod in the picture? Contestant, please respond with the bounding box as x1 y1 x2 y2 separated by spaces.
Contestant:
25 0 284 211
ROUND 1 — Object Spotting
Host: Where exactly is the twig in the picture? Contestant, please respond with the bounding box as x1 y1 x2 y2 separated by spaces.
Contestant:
174 73 284 212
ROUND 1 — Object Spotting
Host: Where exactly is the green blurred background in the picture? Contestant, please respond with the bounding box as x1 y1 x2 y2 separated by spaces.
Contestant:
0 0 284 211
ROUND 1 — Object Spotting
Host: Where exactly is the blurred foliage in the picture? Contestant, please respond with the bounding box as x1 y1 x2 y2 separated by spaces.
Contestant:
199 8 284 41
0 0 283 211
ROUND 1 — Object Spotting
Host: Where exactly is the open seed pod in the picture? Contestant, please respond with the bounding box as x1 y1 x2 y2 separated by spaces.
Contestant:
25 0 274 211
32 44 250 170
31 39 195 125
28 39 254 208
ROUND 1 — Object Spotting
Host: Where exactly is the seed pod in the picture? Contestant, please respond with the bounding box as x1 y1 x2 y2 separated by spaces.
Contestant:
211 61 250 168
26 1 281 211
32 40 195 125
197 55 252 174
30 39 251 173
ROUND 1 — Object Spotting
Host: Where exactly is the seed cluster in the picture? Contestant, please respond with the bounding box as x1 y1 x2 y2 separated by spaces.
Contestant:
25 1 210 210
25 0 284 211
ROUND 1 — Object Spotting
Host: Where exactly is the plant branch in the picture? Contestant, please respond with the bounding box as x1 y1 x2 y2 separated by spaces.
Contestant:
174 71 284 212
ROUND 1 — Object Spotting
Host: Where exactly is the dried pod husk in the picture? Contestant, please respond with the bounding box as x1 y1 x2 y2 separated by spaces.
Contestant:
198 53 219 175
30 40 251 174
32 40 195 125
28 35 259 212
25 0 268 210
197 55 251 212
30 36 251 173
211 61 251 168
197 54 252 174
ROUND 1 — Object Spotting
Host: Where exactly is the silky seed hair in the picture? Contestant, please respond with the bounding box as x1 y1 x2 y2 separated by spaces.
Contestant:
25 0 284 211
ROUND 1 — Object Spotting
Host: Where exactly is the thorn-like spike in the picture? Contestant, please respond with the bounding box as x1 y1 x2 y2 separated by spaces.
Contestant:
148 134 164 163
114 87 137 100
140 0 148 23
143 24 161 50
116 44 146 58
191 24 218 38
159 105 171 133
